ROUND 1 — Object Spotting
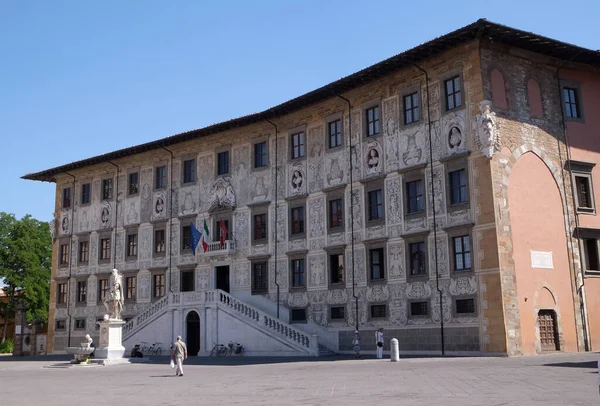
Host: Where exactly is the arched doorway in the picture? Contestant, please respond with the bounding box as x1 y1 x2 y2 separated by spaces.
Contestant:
538 309 560 351
186 311 200 356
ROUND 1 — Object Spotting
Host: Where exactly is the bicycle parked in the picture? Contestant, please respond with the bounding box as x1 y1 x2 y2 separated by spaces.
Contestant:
209 342 229 357
227 341 244 356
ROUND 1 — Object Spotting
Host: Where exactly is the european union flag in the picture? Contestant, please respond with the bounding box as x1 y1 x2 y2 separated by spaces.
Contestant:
190 223 202 255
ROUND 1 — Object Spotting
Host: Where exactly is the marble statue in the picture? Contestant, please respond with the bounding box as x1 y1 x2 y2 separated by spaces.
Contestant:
103 268 124 320
476 100 500 158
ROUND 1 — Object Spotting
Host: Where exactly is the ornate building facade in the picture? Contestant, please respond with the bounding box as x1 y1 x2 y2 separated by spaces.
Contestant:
24 19 600 356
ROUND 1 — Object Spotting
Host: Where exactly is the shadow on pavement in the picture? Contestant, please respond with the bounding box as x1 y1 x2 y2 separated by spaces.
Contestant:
0 354 71 362
542 360 598 369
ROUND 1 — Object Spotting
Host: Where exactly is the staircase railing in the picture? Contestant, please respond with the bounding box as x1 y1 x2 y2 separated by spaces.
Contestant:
123 295 169 340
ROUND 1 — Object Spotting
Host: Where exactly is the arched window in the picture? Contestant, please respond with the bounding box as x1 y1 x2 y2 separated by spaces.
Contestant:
527 79 543 117
490 69 507 110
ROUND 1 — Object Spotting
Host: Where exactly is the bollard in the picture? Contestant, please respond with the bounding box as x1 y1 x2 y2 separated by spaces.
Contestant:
390 338 399 362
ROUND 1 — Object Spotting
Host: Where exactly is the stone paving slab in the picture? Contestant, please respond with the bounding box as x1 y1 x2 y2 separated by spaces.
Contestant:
0 352 598 405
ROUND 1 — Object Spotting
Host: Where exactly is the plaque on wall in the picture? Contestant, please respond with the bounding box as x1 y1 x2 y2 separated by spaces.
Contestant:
530 251 553 269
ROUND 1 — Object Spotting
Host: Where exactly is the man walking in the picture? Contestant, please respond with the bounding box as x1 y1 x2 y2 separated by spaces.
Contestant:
172 336 188 377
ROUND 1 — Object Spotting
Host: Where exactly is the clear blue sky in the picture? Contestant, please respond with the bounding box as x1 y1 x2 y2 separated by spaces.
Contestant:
1 0 598 222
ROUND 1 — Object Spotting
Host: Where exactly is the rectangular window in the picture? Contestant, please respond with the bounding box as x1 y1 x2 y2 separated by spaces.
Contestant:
100 238 111 261
366 106 381 136
102 179 113 200
449 169 468 205
217 151 230 175
55 320 66 330
583 238 599 272
404 92 420 125
291 258 305 288
74 319 86 329
409 241 426 276
79 241 89 263
59 243 69 265
254 142 268 168
456 298 476 314
57 283 67 304
254 213 267 241
445 76 462 111
153 274 165 298
155 166 167 189
453 235 472 271
563 87 581 119
575 175 594 211
62 187 72 209
369 248 385 280
182 225 192 251
98 279 109 302
329 198 343 229
125 276 136 300
127 234 137 257
406 180 424 214
214 219 230 241
330 306 345 320
77 281 87 303
368 189 383 221
328 119 342 148
81 183 91 205
251 262 268 293
291 206 305 235
410 301 428 316
183 159 196 184
329 253 344 284
154 229 165 254
290 308 307 323
291 132 306 159
370 304 387 318
180 270 195 292
128 172 139 195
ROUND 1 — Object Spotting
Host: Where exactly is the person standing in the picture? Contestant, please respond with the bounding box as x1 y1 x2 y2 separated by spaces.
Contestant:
171 336 188 377
375 328 384 359
352 330 361 359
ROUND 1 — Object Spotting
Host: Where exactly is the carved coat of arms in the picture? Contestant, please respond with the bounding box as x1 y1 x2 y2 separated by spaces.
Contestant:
208 177 236 212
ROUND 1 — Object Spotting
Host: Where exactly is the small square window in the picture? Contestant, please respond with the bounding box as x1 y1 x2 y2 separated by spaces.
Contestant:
291 258 306 288
410 301 428 316
368 189 383 221
444 76 462 111
329 253 344 284
155 166 167 189
406 180 424 214
217 151 230 175
291 132 306 159
102 179 113 200
563 87 581 119
183 159 196 184
328 119 342 148
127 234 137 258
456 298 476 314
81 183 91 205
329 198 344 229
449 169 468 205
370 304 387 318
128 172 139 195
59 243 69 265
369 248 385 280
366 106 381 136
180 270 195 292
100 238 111 261
290 308 307 323
154 229 166 254
254 142 268 168
253 213 267 241
55 320 66 330
290 206 305 236
62 187 72 209
125 276 136 300
409 242 426 276
79 241 89 263
330 306 345 320
74 319 86 330
251 262 268 293
404 92 420 125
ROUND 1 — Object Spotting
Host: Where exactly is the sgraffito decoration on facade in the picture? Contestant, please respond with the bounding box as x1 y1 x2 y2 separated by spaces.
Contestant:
290 165 305 196
475 100 501 158
208 177 236 212
308 125 324 193
364 139 383 176
383 95 400 172
449 276 478 296
100 204 111 228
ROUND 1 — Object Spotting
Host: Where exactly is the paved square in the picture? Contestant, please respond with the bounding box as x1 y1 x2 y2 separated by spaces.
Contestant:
1 352 598 405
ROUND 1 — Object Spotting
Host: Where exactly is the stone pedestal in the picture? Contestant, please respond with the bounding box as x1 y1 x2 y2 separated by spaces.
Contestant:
95 319 126 360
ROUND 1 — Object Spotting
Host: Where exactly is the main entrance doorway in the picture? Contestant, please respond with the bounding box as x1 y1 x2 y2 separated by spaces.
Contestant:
186 311 200 356
216 266 230 293
538 310 560 351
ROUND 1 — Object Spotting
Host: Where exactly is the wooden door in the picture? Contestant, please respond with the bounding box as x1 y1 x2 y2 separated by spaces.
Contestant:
538 310 559 351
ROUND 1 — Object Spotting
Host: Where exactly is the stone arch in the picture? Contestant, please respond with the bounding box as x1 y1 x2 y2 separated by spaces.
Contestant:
490 68 507 110
527 78 543 117
185 310 201 356
537 286 557 307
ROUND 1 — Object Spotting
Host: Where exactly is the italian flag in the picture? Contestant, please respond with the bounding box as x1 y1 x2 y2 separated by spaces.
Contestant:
201 219 210 253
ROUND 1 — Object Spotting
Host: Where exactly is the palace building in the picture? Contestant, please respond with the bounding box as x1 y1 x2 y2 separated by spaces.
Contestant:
24 19 600 356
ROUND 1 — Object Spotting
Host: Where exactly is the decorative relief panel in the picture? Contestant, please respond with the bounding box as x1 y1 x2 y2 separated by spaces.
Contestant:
289 163 306 197
89 234 98 266
307 125 324 193
347 188 363 240
170 269 179 293
347 286 367 328
287 291 309 308
325 155 345 189
288 238 307 252
398 126 428 169
428 234 448 277
385 177 403 225
406 280 432 300
208 177 236 212
308 254 326 288
86 276 97 306
151 192 167 221
271 204 286 245
59 213 71 236
364 139 383 176
449 276 478 296
327 232 346 246
350 110 362 178
196 268 210 291
308 196 325 240
100 203 112 229
115 230 124 265
234 210 250 256
234 262 250 288
387 241 405 280
124 200 140 226
350 247 366 284
441 110 467 157
251 172 270 202
139 226 152 261
232 145 250 207
366 284 389 302
431 279 452 323
78 207 91 233
269 259 288 292
426 166 446 216
307 303 328 327
365 225 386 240
326 288 348 305
447 209 471 227
383 95 400 172
403 217 428 235
198 155 214 212
140 168 153 223
309 239 324 251
179 189 198 216
138 271 151 302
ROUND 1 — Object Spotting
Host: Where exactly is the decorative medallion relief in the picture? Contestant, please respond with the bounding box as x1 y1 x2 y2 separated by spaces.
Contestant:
326 288 348 305
152 192 166 221
100 203 111 228
475 100 500 158
364 139 383 176
289 164 306 196
441 110 467 157
366 284 389 302
60 214 71 236
287 291 309 308
406 281 432 300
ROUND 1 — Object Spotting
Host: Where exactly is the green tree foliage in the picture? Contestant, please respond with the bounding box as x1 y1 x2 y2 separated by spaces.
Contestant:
0 212 51 342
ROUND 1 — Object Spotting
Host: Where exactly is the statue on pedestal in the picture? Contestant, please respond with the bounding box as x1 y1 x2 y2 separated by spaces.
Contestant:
103 269 124 320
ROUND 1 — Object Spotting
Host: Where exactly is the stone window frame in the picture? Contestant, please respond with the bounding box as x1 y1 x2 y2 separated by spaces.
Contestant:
124 273 137 301
101 176 114 201
444 156 470 213
405 232 429 281
80 182 92 206
179 217 195 254
446 226 474 274
453 295 478 317
326 248 346 287
251 260 269 295
325 112 344 151
578 228 600 276
362 99 382 139
289 254 307 292
153 223 167 257
212 212 232 243
56 280 68 306
125 228 138 261
402 167 427 220
251 204 269 245
369 303 387 320
560 80 585 123
97 276 110 304
181 155 198 186
252 136 270 170
55 319 66 331
62 186 72 209
365 242 386 284
326 186 345 233
99 233 111 264
59 239 70 267
569 160 596 214
440 70 465 114
288 198 307 240
76 279 87 304
78 235 90 265
151 270 167 300
288 125 307 162
329 305 346 321
290 307 307 324
74 318 86 330
364 178 385 226
215 145 231 177
408 300 430 319
127 168 140 196
154 162 169 191
400 84 422 128
179 268 195 292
